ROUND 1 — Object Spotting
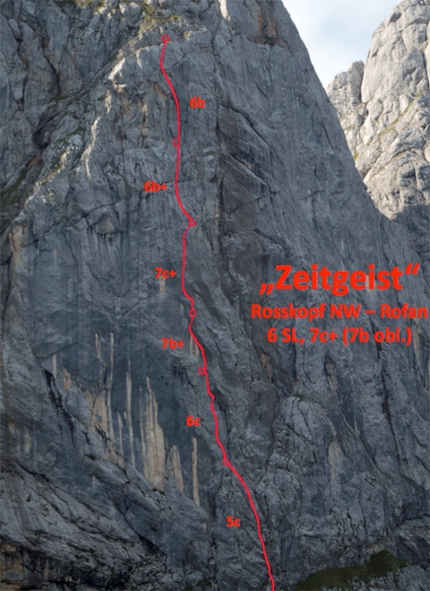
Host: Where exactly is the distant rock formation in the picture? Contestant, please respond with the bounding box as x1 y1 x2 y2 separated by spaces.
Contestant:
327 0 430 284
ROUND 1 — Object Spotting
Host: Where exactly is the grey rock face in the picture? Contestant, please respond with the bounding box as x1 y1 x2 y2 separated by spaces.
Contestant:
1 1 428 590
327 0 430 285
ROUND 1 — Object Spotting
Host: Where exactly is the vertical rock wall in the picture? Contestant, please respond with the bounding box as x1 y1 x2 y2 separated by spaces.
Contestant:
1 0 428 589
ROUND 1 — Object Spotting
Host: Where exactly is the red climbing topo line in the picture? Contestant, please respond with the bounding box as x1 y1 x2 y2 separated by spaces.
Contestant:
160 34 275 591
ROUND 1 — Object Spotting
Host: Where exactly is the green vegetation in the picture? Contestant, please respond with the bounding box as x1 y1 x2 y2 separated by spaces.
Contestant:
196 580 213 590
39 154 65 186
39 126 86 186
51 94 69 104
0 170 27 211
53 0 110 11
184 581 213 591
53 0 180 34
296 551 408 590
74 0 95 7
139 3 180 34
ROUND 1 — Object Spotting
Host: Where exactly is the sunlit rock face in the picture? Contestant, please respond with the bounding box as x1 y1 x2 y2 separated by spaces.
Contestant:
1 1 428 589
327 0 430 284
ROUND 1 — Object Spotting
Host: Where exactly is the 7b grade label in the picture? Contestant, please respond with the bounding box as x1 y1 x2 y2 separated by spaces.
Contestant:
267 326 413 347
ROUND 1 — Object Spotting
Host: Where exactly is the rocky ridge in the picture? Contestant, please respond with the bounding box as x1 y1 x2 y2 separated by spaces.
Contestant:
1 0 429 590
327 0 430 285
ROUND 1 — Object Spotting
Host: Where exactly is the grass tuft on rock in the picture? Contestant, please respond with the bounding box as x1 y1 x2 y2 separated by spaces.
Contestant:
295 551 408 590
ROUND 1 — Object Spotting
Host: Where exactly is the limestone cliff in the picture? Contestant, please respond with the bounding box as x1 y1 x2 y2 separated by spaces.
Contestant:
1 1 428 590
327 0 430 285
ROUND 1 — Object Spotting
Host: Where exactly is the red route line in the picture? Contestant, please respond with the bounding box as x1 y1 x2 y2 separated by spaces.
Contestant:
159 34 275 591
